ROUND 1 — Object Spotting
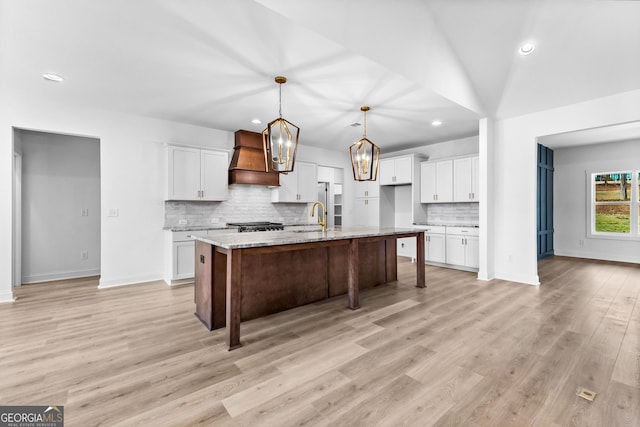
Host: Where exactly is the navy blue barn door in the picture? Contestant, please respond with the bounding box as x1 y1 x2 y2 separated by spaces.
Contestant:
537 144 554 259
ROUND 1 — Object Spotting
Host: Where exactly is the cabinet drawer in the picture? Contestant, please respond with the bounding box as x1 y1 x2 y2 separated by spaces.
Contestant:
413 225 446 234
446 227 479 236
172 231 195 242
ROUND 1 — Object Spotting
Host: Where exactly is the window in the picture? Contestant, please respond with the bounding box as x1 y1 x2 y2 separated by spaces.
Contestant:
591 171 638 237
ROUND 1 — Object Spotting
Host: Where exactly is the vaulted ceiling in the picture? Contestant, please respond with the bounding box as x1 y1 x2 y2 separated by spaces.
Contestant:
1 0 639 151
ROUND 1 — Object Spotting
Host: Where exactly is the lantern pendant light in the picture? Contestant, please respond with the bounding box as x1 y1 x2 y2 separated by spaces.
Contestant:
263 76 299 174
349 106 380 181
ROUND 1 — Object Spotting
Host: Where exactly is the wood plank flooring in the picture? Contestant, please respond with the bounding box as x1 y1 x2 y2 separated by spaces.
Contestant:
1 256 639 426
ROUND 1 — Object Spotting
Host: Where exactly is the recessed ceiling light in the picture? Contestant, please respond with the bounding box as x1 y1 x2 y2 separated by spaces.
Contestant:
43 73 64 82
431 120 443 127
251 118 262 124
519 42 535 55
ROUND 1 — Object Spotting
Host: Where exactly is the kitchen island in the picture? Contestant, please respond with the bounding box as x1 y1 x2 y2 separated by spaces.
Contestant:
192 227 425 350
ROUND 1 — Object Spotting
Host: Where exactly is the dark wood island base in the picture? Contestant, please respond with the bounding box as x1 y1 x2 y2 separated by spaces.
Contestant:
193 229 425 350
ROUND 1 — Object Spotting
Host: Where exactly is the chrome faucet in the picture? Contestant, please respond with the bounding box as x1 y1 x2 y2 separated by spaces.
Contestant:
310 201 327 233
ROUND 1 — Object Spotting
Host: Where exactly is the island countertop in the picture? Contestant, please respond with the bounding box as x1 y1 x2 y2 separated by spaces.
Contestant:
190 226 418 249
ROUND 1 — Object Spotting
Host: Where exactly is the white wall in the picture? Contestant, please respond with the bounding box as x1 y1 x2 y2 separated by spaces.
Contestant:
0 94 354 299
554 139 640 263
0 96 235 297
494 89 640 286
383 136 479 160
20 130 101 283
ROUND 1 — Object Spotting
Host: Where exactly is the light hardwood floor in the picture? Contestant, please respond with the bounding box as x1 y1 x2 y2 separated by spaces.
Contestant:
1 256 639 426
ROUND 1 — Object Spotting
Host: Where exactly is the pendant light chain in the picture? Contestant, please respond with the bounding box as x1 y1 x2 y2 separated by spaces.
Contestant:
278 82 283 118
363 108 367 139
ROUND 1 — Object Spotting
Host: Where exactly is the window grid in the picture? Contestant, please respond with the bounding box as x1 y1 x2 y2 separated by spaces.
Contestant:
591 171 638 237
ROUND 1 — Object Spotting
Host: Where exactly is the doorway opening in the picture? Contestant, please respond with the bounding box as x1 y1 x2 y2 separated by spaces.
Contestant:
13 129 101 285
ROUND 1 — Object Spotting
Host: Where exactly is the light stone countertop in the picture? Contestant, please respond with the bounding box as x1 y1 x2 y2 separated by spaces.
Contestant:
163 225 231 232
190 226 421 249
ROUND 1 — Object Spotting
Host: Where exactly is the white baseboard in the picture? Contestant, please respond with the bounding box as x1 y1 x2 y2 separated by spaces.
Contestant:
0 292 16 303
22 269 101 284
554 249 640 264
494 271 540 286
99 273 163 289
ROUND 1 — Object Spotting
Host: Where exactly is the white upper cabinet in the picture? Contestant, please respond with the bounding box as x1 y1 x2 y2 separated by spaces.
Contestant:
271 161 317 203
380 156 413 185
420 160 453 203
354 180 380 198
453 156 480 202
167 145 228 201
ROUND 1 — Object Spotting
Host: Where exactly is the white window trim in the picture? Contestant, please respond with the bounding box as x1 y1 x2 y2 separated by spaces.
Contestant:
587 169 639 240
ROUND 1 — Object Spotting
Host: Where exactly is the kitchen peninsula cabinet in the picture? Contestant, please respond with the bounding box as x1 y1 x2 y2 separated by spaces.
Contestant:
271 161 317 202
420 160 453 203
192 227 426 350
380 156 413 185
453 156 480 202
167 145 228 201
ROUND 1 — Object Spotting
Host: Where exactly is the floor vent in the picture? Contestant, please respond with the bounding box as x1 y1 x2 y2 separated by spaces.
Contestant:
577 387 597 402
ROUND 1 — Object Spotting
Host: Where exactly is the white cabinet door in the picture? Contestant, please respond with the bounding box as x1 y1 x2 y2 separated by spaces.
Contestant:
201 150 228 201
274 171 298 202
466 236 479 268
380 156 413 186
446 235 466 266
394 156 413 184
453 157 473 202
426 233 446 263
471 156 480 202
354 180 380 198
421 162 437 202
421 160 452 203
297 161 318 202
436 160 453 202
168 146 228 201
379 159 395 185
354 198 379 226
168 146 201 200
272 161 317 202
174 240 195 280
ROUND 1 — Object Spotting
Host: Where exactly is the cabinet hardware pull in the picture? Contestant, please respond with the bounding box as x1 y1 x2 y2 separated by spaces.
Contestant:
200 255 205 263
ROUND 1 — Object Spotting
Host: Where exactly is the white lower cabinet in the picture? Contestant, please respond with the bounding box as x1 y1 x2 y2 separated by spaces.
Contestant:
164 229 234 285
424 227 446 263
414 225 478 270
445 227 479 269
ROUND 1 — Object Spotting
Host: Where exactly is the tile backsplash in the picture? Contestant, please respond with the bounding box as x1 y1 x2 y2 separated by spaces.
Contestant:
423 203 479 226
164 185 309 227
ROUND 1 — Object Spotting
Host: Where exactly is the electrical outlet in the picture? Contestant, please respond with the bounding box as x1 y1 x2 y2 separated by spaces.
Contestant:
210 218 220 224
81 251 88 260
579 239 585 246
107 208 119 217
178 219 188 225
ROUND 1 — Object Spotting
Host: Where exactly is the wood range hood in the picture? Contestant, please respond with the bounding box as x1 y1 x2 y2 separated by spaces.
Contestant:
228 130 280 186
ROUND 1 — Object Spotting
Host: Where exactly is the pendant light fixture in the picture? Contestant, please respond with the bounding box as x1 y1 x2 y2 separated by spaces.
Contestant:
263 76 299 174
349 106 380 181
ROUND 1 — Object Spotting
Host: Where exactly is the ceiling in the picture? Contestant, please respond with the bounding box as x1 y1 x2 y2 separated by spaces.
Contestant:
1 0 639 152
